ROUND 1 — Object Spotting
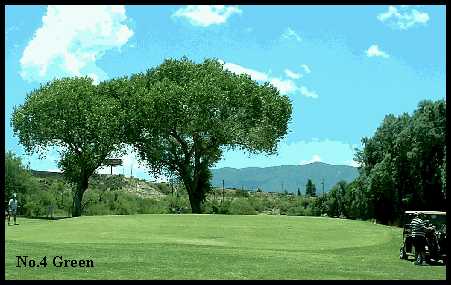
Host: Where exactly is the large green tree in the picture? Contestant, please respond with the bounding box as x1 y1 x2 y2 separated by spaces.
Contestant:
11 77 125 217
355 99 446 224
123 58 292 213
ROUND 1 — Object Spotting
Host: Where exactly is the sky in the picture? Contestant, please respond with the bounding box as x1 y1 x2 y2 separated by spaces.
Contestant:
4 5 446 182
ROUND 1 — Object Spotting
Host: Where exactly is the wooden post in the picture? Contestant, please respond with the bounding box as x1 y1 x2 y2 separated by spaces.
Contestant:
222 179 225 204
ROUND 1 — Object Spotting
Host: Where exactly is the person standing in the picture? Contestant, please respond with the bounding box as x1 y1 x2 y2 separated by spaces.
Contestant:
411 213 426 265
8 193 19 226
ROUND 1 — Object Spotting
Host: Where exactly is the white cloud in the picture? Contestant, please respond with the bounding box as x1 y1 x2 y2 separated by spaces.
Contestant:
20 5 134 83
299 86 319 99
270 78 298 95
300 154 322 165
301 64 311 74
88 73 100 85
377 5 429 30
365 44 389 58
343 160 360 168
284 69 302 80
281 27 302 42
172 5 242 27
221 60 318 98
221 61 269 81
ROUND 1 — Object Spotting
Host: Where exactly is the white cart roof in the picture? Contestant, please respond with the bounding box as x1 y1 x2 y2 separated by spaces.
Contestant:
405 211 446 215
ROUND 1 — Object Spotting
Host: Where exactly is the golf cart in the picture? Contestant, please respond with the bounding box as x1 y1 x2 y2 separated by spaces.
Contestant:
399 211 447 265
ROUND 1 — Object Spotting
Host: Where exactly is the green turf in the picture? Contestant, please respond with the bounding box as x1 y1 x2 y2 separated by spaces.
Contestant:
5 214 446 280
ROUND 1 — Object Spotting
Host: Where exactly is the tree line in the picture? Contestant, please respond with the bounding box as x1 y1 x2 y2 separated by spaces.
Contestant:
324 99 446 225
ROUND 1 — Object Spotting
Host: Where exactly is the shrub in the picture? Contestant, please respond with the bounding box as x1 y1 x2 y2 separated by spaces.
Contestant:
248 196 265 212
229 198 257 215
217 200 231 214
84 202 111 216
138 198 169 214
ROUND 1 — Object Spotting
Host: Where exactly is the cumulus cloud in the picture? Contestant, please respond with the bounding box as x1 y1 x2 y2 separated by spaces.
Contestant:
366 44 389 58
284 69 302 80
377 5 429 30
281 27 302 42
299 86 319 99
172 5 242 27
20 5 134 83
301 64 311 74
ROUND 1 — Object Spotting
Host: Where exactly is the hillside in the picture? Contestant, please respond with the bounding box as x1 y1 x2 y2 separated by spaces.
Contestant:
30 170 166 199
211 162 359 194
30 162 359 196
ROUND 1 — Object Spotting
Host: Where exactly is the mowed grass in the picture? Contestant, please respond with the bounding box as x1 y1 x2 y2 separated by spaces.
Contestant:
5 214 446 280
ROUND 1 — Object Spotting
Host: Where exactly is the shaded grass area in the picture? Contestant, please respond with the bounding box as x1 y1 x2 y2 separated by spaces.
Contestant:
5 215 446 280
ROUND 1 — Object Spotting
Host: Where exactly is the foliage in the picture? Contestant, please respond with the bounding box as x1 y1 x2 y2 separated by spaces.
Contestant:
4 151 38 210
228 198 257 215
121 57 292 213
353 99 446 224
11 77 126 217
305 179 316 197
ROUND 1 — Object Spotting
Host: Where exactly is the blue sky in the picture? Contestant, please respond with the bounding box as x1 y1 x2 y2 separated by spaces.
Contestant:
5 5 446 181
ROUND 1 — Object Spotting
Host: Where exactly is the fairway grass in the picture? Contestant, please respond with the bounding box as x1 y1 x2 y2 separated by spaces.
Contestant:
5 214 446 280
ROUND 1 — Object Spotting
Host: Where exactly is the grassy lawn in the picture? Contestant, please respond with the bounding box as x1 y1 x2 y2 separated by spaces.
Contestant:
5 214 446 280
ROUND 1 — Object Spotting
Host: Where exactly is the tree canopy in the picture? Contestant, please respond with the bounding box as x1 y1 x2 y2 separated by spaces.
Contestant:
11 77 126 217
354 99 446 224
122 57 293 212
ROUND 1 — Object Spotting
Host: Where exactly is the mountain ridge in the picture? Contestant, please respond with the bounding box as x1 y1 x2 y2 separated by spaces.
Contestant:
211 161 359 194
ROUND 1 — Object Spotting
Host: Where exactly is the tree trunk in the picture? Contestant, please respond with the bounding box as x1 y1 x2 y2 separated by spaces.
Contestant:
179 161 211 214
72 189 84 217
72 176 89 217
188 193 202 214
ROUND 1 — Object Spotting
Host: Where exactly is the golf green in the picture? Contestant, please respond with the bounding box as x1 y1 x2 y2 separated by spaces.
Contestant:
5 214 446 279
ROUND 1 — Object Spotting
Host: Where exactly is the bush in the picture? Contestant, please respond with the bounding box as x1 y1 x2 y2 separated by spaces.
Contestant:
138 198 169 214
84 202 111 216
248 196 265 212
23 189 56 217
201 199 221 214
112 192 139 215
287 204 305 216
229 198 257 215
217 200 231 214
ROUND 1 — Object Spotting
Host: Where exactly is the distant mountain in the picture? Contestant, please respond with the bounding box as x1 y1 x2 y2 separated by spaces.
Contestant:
211 162 359 194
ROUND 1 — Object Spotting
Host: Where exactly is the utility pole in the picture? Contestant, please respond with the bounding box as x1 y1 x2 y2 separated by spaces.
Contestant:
222 179 225 204
321 178 325 196
130 164 133 178
171 179 174 197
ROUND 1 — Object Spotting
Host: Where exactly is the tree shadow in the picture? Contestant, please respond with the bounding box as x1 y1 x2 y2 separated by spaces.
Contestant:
27 216 72 220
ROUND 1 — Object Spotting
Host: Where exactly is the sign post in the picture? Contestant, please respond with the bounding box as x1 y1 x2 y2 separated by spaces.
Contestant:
103 159 122 175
